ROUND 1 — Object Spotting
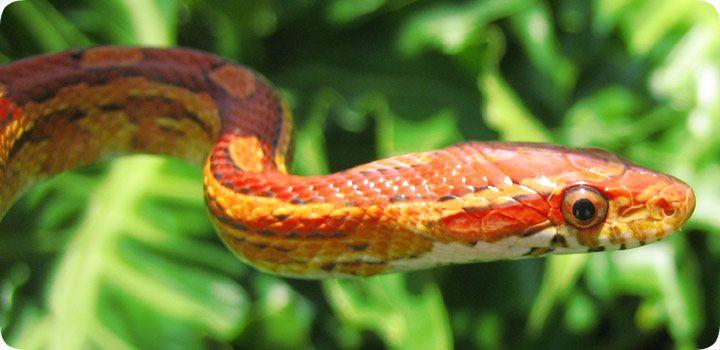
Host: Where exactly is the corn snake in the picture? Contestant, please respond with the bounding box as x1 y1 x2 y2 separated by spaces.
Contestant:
0 47 695 278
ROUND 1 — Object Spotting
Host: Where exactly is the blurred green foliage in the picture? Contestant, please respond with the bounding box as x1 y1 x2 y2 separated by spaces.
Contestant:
0 0 719 349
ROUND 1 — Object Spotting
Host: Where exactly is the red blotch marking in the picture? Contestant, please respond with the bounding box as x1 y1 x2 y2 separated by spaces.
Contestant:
0 98 20 124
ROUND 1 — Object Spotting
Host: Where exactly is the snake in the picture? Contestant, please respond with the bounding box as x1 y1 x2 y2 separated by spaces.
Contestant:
0 47 695 278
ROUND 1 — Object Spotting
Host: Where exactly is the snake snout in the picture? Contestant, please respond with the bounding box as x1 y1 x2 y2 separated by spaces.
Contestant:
656 181 695 233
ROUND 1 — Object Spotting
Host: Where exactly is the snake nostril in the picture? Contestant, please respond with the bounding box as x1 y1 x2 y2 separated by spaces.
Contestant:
662 204 675 217
652 197 675 217
658 182 695 222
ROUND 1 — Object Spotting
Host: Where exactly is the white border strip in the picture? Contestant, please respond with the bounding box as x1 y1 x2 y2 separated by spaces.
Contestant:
699 329 720 350
0 1 21 22
0 327 19 350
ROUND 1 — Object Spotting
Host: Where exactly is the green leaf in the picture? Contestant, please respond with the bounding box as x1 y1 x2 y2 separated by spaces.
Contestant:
7 157 248 349
327 0 388 24
323 274 451 350
399 0 530 56
509 3 577 104
527 254 588 335
478 70 552 142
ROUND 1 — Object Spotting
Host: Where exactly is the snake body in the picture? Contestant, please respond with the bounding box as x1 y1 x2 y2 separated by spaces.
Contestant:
0 47 695 278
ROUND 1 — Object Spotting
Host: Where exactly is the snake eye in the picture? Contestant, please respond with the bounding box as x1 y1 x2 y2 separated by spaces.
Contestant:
562 185 608 228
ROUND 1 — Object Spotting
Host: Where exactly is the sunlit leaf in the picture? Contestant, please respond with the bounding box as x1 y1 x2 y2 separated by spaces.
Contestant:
399 0 530 56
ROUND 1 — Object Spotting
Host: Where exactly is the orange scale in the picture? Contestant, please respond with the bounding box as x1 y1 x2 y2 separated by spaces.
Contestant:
406 176 427 189
276 191 298 202
477 210 528 239
336 184 356 195
432 184 453 197
496 203 547 227
240 173 266 184
248 184 271 193
268 221 293 233
467 160 507 187
332 187 351 197
298 218 328 233
514 193 551 218
293 189 316 200
212 163 235 174
445 175 467 188
464 176 490 191
269 184 292 194
349 196 371 207
317 186 340 198
395 185 417 199
439 212 481 241
450 186 472 197
378 184 399 197
330 179 352 191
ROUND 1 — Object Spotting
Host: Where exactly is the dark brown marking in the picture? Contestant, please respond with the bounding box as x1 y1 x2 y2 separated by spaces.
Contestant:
99 103 125 112
473 186 488 192
347 243 369 251
272 246 293 253
6 126 49 163
462 206 485 214
125 95 216 137
157 124 186 137
216 214 248 231
305 231 348 239
257 229 275 237
439 195 458 202
290 198 306 205
523 247 554 256
521 223 551 237
252 243 268 250
550 235 568 248
390 194 407 203
320 263 336 272
363 260 385 266
70 49 84 60
226 235 246 243
588 246 605 252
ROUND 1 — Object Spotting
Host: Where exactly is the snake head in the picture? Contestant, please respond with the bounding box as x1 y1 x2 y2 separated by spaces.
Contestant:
522 146 696 256
418 143 696 266
552 152 695 252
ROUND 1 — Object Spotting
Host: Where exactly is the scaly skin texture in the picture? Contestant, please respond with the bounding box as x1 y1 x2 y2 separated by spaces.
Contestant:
0 47 696 278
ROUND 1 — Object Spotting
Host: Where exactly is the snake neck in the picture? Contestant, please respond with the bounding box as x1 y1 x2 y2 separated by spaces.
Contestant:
0 47 291 213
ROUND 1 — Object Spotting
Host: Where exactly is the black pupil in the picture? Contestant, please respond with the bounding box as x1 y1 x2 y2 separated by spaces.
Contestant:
572 199 596 222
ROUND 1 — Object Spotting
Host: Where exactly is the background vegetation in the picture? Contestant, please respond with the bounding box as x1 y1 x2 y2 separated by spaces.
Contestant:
0 0 719 349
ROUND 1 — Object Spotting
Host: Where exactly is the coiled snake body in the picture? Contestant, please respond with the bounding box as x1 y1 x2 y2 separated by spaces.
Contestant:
0 47 695 278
